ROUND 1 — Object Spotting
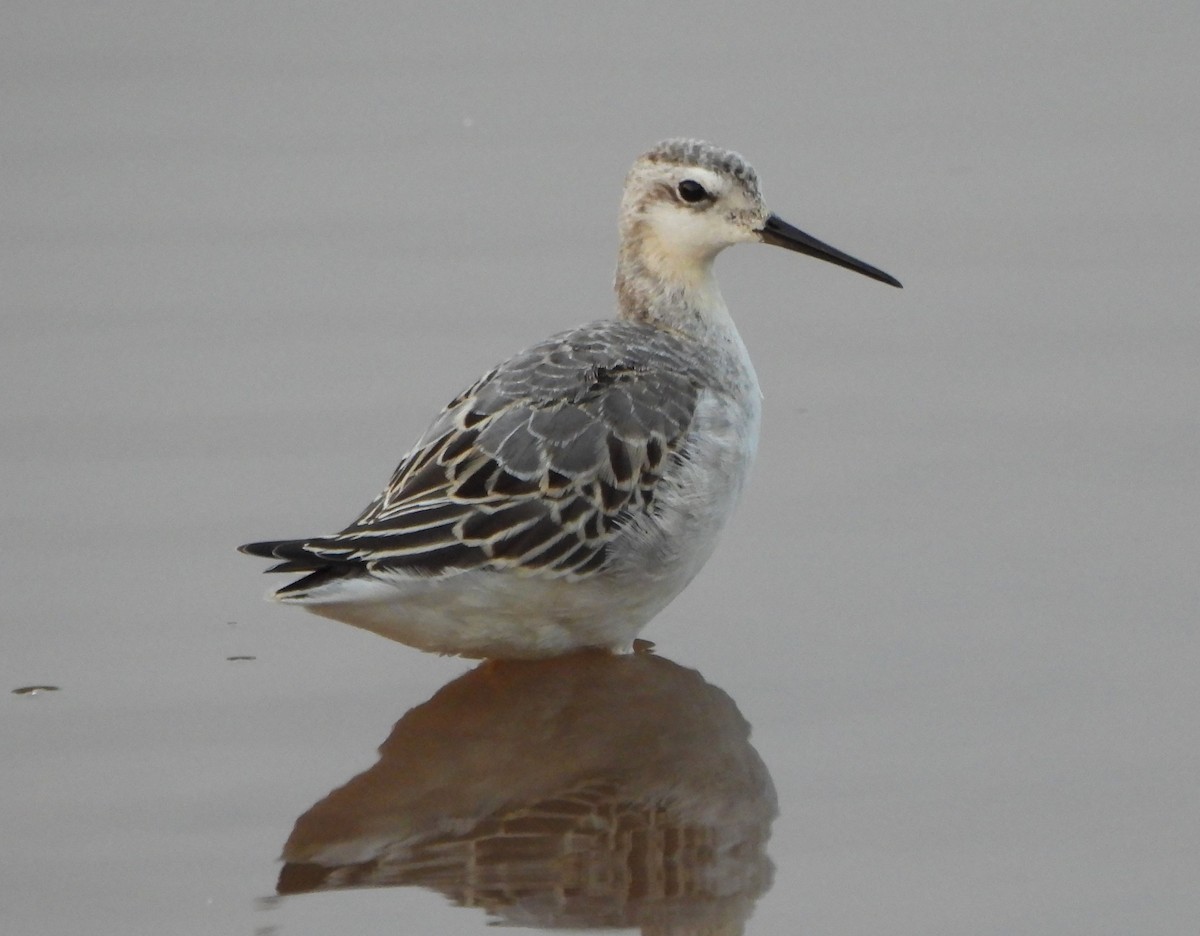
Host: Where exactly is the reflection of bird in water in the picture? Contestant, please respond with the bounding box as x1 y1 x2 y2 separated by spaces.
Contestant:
278 650 776 932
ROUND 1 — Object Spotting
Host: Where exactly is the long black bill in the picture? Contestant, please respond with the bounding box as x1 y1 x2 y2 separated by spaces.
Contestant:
759 214 902 288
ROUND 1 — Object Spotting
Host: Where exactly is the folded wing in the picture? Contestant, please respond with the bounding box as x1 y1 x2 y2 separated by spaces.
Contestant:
240 321 706 591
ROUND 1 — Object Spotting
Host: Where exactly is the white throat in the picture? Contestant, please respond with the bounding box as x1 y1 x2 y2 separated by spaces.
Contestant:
615 222 737 342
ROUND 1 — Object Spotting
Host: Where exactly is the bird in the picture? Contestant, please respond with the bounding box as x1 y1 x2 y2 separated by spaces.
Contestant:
240 139 901 659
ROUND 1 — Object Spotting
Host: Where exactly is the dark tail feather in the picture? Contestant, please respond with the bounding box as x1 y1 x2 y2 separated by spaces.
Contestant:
264 559 320 574
240 537 360 585
240 539 290 558
273 566 362 597
239 538 333 573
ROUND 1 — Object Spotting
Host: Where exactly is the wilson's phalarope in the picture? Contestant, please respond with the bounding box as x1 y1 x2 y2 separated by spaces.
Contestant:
241 139 901 658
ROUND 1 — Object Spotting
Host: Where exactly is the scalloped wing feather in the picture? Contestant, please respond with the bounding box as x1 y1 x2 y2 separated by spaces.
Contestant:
256 321 708 584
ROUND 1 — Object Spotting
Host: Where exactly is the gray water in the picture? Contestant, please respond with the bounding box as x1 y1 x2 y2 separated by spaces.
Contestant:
4 3 1198 934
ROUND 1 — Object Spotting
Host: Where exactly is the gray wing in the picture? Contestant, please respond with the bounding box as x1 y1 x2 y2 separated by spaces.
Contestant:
243 321 706 582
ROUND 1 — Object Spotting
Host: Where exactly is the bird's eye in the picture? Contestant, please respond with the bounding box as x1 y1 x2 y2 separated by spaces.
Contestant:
677 179 709 203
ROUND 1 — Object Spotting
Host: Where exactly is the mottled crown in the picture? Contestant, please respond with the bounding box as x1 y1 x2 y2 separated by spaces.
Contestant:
640 138 760 194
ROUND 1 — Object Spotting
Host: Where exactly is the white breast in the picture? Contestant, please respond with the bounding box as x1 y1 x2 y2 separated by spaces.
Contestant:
609 358 762 606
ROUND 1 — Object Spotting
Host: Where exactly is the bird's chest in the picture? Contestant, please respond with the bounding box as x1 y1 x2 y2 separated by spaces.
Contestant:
614 379 761 582
669 384 761 528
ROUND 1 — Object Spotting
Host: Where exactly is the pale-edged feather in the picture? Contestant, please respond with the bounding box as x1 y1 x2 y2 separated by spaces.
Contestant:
240 320 709 588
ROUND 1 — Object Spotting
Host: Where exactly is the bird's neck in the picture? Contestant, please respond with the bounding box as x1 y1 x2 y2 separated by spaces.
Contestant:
614 225 736 344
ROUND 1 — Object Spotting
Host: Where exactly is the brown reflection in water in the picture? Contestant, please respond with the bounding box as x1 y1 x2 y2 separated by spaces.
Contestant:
278 650 776 932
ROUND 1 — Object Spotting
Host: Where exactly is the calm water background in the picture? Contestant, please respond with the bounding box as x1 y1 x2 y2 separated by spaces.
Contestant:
4 3 1198 934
